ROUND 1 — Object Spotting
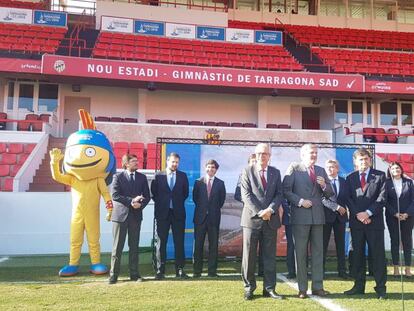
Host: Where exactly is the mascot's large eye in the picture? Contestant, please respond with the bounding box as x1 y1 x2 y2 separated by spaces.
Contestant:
85 147 96 157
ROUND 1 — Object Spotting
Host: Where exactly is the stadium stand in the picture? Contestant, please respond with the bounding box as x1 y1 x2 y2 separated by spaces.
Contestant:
92 33 304 71
0 0 47 10
312 47 414 76
0 142 36 191
0 23 66 55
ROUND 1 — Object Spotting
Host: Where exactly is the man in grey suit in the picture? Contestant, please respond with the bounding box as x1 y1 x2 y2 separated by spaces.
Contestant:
241 143 284 300
283 144 333 298
109 154 150 284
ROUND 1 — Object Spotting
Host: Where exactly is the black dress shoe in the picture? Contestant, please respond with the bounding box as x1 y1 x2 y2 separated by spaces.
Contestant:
377 294 387 300
155 273 165 280
244 291 253 300
130 275 143 282
208 273 219 278
108 275 118 284
312 289 330 297
176 269 189 279
263 290 284 299
344 287 365 295
193 273 201 278
286 273 296 279
338 272 349 279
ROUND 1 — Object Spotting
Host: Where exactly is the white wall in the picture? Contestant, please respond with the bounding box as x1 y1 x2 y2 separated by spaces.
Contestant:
96 1 228 29
0 192 154 255
145 90 258 123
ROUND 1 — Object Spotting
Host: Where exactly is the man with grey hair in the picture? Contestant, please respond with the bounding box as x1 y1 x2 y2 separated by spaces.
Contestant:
283 144 333 298
241 143 284 300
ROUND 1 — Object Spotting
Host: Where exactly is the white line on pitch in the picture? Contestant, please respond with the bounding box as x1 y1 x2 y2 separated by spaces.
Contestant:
277 273 349 311
0 257 9 264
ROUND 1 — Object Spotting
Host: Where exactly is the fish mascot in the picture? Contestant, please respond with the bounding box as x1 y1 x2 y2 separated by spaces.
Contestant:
50 109 116 276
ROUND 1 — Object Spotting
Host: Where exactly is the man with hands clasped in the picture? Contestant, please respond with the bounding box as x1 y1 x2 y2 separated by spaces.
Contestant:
344 148 387 299
240 143 284 301
109 154 150 284
283 144 334 299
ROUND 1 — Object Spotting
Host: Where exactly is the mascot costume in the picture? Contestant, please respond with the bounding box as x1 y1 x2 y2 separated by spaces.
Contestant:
50 109 116 276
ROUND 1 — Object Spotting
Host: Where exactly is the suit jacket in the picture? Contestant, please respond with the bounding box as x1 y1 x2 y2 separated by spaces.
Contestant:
240 165 283 230
282 162 334 225
151 170 189 221
193 176 226 226
111 170 150 223
345 168 386 230
321 176 349 224
384 177 414 217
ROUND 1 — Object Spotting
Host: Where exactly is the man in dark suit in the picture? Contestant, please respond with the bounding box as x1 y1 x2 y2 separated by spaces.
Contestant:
151 152 189 279
322 159 348 279
109 154 150 284
344 148 387 299
193 159 226 278
241 143 284 300
283 143 333 299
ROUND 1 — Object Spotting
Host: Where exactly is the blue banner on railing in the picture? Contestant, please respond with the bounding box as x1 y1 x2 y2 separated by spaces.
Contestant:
34 10 67 27
134 20 165 36
196 26 225 41
254 30 283 45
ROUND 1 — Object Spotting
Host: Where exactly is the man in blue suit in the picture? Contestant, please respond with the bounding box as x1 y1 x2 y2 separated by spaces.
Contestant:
151 152 189 279
322 159 349 279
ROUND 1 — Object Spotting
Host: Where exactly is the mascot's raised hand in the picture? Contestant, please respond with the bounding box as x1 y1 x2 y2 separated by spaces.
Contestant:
50 109 116 277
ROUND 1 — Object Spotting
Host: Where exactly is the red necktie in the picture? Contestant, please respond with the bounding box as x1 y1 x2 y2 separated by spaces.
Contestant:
309 166 316 183
360 172 366 189
207 178 212 198
260 170 267 190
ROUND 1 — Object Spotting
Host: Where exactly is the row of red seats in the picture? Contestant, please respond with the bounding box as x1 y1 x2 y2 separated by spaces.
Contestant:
95 43 289 58
313 48 414 76
93 50 302 71
228 20 275 30
0 23 66 55
376 153 414 175
0 0 47 10
286 24 414 50
0 142 36 191
147 119 257 128
266 124 291 129
95 116 138 123
378 153 414 163
362 127 399 143
112 142 158 169
93 33 303 72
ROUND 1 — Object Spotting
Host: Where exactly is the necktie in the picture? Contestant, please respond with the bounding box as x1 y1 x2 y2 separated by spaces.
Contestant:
130 173 134 184
309 166 316 183
360 172 366 190
207 178 212 198
332 178 338 195
169 173 175 190
260 170 267 190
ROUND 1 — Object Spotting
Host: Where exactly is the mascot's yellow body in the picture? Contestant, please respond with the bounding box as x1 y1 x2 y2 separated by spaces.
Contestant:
50 110 116 276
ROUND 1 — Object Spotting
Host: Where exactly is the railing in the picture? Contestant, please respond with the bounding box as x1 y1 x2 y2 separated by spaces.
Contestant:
51 0 96 15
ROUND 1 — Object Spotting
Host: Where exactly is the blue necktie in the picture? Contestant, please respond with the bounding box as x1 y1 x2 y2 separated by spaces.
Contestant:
332 179 337 196
169 173 175 190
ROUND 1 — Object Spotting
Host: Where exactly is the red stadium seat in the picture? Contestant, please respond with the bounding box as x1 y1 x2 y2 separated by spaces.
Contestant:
123 118 138 123
95 116 110 122
147 119 162 124
374 128 386 143
204 121 216 126
24 143 36 154
8 143 23 154
17 154 29 165
189 121 203 126
266 124 278 128
0 143 7 153
387 154 400 162
0 164 9 177
216 122 230 127
3 177 13 191
9 165 21 177
0 153 17 165
110 117 124 122
231 122 243 127
400 154 414 163
176 120 190 125
362 127 376 142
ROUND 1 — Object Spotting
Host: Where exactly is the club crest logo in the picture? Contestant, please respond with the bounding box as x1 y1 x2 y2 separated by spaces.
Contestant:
53 60 66 73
